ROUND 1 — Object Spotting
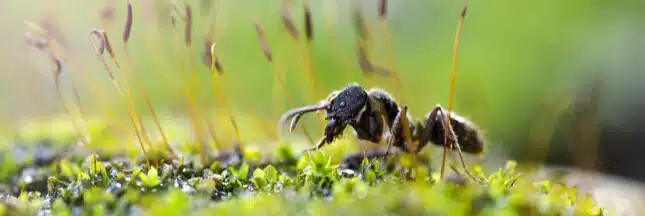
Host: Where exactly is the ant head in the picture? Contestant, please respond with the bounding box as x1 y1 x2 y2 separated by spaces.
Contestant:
325 84 368 123
319 84 368 142
280 84 369 138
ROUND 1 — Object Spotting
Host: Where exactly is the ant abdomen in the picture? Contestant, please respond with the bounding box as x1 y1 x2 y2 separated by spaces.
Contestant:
428 113 485 155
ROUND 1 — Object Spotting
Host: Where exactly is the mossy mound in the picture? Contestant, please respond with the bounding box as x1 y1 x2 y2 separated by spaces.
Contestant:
0 139 606 216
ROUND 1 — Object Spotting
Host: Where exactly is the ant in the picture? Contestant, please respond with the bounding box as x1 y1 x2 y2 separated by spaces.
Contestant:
279 84 485 182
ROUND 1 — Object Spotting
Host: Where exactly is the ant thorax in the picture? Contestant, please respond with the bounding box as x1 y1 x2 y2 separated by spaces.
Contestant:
352 104 368 122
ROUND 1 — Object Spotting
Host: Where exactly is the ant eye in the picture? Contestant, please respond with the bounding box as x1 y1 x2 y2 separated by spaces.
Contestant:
340 101 346 108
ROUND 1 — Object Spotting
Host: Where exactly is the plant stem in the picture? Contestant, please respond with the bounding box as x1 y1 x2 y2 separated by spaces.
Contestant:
441 3 468 179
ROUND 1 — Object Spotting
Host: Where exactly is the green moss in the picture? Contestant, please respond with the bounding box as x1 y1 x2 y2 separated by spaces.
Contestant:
0 138 608 216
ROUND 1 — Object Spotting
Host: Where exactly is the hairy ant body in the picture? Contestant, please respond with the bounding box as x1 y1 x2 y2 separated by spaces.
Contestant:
280 84 485 181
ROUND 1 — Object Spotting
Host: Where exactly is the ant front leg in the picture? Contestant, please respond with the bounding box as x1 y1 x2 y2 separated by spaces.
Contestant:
303 118 347 153
303 136 330 152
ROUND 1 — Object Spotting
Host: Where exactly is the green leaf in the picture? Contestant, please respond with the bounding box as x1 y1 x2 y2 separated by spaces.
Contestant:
89 155 99 176
312 151 327 167
147 167 159 180
372 159 380 171
253 168 265 179
0 204 7 216
147 189 189 216
253 168 268 189
83 187 115 206
77 172 90 181
366 170 377 185
52 198 70 216
59 159 75 180
276 144 297 164
196 179 215 192
264 165 278 181
504 160 517 174
237 163 250 180
360 156 369 173
160 165 172 181
130 168 142 185
47 177 60 195
296 154 310 171
243 147 263 164
139 167 160 188
210 162 223 173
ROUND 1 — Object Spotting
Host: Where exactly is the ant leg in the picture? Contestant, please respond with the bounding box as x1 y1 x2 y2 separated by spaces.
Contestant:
384 105 408 161
383 135 394 161
303 136 329 152
429 105 482 183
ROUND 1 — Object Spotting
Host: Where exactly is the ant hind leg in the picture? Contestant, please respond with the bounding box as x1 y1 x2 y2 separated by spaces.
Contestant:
429 105 483 184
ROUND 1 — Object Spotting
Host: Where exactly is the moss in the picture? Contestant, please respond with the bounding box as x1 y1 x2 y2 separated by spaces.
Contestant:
0 135 607 216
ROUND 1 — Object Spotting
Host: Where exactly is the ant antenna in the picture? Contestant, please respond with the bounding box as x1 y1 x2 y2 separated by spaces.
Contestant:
441 1 469 179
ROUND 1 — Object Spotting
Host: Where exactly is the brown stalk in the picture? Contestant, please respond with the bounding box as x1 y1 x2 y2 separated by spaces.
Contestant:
123 0 133 43
69 78 86 124
352 1 379 87
49 56 85 144
209 43 243 150
280 1 299 40
357 41 373 74
203 38 223 74
122 0 176 157
200 9 223 151
253 21 273 62
321 0 354 83
202 13 223 151
352 4 369 42
298 0 323 131
441 2 468 179
304 0 313 42
400 105 418 179
88 29 150 168
24 28 89 144
378 0 388 20
278 0 321 114
199 0 214 16
170 8 208 164
253 19 315 144
100 30 154 152
39 17 69 52
100 0 116 23
378 0 405 109
356 40 392 77
184 2 192 46
171 0 184 17
28 20 109 138
185 0 216 163
202 6 236 152
92 28 154 159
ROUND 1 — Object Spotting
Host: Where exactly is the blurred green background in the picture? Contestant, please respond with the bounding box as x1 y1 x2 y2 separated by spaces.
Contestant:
2 0 645 179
